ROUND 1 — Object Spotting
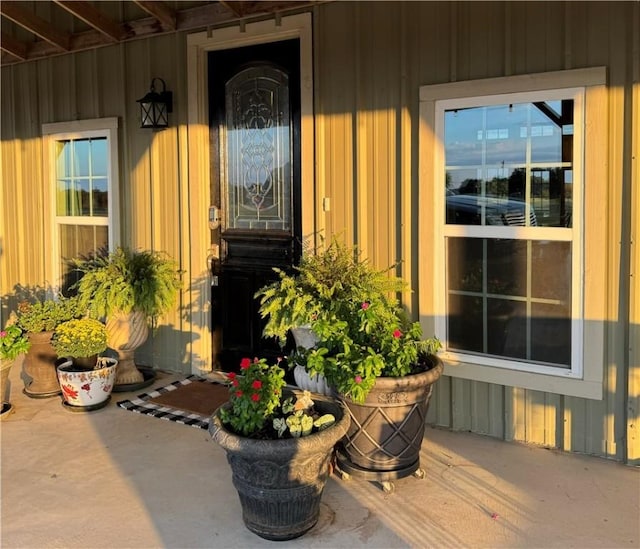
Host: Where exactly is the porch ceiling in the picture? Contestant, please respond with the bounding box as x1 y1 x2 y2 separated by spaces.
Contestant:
0 0 326 66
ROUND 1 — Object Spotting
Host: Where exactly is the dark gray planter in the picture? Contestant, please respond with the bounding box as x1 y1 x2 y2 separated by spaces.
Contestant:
209 391 350 541
335 354 443 488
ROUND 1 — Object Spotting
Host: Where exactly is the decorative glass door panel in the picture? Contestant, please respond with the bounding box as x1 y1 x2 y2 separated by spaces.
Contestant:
209 39 301 371
224 66 292 233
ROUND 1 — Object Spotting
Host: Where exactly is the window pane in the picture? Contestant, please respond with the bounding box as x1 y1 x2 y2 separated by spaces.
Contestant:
486 239 527 296
55 137 109 219
448 294 483 353
445 100 574 229
91 139 108 176
530 303 571 367
73 140 90 176
446 237 572 366
59 225 108 291
447 237 483 292
92 178 108 216
531 241 571 301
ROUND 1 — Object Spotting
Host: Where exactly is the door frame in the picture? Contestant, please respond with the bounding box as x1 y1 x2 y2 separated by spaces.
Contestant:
186 13 315 375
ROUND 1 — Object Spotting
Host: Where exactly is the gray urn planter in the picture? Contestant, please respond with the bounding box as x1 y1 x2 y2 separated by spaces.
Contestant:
335 354 444 491
209 391 350 541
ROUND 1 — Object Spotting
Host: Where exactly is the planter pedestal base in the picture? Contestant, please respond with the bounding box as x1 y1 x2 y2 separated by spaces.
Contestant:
334 446 425 494
23 386 61 399
111 366 156 393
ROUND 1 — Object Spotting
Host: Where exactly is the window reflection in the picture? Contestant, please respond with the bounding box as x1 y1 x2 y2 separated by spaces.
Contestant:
445 100 573 228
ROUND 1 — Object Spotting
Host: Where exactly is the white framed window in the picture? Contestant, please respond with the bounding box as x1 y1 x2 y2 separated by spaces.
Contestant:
419 68 607 400
42 118 120 289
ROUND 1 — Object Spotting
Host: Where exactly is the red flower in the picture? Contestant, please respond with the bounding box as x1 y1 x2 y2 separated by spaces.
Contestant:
393 329 402 339
251 393 260 402
227 371 236 380
361 302 370 310
252 380 262 389
232 379 239 387
235 390 243 397
355 375 362 384
240 358 251 370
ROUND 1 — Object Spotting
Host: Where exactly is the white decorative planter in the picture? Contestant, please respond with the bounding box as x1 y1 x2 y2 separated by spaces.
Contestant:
56 357 117 410
291 326 319 350
293 365 332 396
290 326 332 395
106 311 149 385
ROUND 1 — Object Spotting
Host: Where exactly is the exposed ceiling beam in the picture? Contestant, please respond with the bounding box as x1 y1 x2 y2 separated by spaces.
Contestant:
0 2 71 51
0 1 325 66
0 32 28 60
53 0 124 43
133 1 177 31
219 1 247 18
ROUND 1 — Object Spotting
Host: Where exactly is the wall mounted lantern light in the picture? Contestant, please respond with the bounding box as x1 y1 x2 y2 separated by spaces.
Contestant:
137 78 173 129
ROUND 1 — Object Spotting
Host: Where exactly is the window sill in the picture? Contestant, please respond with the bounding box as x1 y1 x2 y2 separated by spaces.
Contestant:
442 357 603 400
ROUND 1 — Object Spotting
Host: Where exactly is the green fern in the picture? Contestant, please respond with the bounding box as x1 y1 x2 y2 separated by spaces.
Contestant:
71 247 183 322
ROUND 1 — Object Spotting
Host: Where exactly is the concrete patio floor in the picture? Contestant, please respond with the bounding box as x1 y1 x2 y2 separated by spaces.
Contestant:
1 364 638 549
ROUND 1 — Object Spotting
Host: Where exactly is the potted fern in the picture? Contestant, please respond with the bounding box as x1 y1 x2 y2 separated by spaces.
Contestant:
256 237 443 492
53 318 117 411
71 247 182 388
255 238 408 394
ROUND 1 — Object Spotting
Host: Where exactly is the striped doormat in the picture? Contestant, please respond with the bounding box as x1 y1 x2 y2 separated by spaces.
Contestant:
116 375 230 430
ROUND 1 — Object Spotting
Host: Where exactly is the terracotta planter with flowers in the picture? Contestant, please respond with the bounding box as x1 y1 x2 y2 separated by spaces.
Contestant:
16 296 82 398
209 357 350 541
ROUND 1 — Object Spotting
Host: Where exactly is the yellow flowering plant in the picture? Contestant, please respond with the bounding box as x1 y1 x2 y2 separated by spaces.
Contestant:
51 318 108 359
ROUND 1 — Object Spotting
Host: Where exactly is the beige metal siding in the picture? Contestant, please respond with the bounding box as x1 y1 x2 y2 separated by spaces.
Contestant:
1 1 637 462
0 33 190 373
313 1 637 461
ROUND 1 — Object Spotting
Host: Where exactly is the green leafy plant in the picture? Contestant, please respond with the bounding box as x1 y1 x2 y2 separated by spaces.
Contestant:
256 237 441 404
52 318 108 359
220 357 336 439
16 295 83 333
71 247 183 322
0 322 31 361
256 237 406 346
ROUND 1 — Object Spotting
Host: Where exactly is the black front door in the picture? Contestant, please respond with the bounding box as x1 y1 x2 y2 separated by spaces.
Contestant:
209 39 302 371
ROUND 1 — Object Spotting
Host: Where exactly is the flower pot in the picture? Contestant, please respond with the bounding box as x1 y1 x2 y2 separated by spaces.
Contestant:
293 364 332 396
23 331 61 398
291 326 318 350
1 358 15 417
335 354 443 488
106 311 149 387
56 357 117 411
209 392 350 541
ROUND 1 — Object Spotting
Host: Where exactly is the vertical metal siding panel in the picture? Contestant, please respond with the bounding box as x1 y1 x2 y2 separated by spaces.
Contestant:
428 375 452 427
505 387 527 442
470 382 492 435
451 377 472 431
315 1 356 243
602 3 631 460
14 63 46 287
124 39 153 250
628 0 640 465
